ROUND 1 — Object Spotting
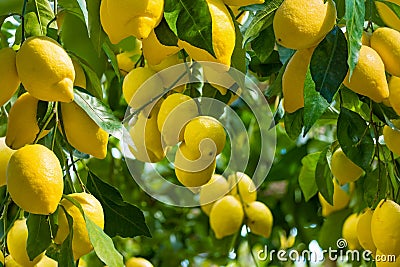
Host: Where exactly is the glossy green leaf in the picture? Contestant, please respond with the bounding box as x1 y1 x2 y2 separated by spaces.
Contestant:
27 214 52 260
265 53 292 98
85 0 106 56
310 26 348 103
58 0 85 23
315 146 334 205
299 152 321 202
58 210 75 267
24 0 55 37
102 42 121 81
337 108 374 170
318 208 352 249
251 26 275 63
363 162 388 207
284 108 304 140
77 58 103 99
155 18 179 46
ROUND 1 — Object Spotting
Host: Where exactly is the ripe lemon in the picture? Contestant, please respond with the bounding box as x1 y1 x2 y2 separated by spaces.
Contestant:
36 256 58 267
61 102 109 159
7 144 63 215
343 45 389 103
330 148 363 185
361 31 372 46
99 0 130 44
273 0 336 49
129 100 165 163
5 92 50 150
223 0 264 6
122 67 164 110
0 250 3 265
0 137 15 186
383 120 400 156
357 208 377 254
142 30 181 66
203 64 239 96
55 192 104 260
178 0 235 69
126 257 154 267
0 47 20 107
199 174 230 215
245 201 273 238
7 219 44 266
157 93 198 146
148 53 186 89
376 0 400 32
370 27 400 77
342 213 361 250
375 250 400 267
16 36 75 103
5 255 24 267
174 143 216 189
371 199 400 256
318 179 351 217
388 76 400 116
72 59 86 89
117 52 137 76
184 116 226 158
210 195 244 239
228 172 257 204
282 48 314 113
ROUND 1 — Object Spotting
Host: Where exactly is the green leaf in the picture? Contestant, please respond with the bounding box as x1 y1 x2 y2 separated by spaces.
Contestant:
155 17 179 46
344 0 365 77
86 172 151 238
310 26 348 103
164 0 215 57
284 108 304 140
299 152 321 202
334 0 346 19
36 101 56 130
318 208 352 249
59 208 76 267
251 26 275 63
265 54 291 98
303 69 330 135
27 214 52 260
85 0 107 57
77 58 103 99
337 107 374 170
363 162 387 207
24 0 55 37
58 0 85 24
0 0 24 16
231 20 246 77
270 100 285 129
315 146 334 205
201 83 232 117
102 42 121 81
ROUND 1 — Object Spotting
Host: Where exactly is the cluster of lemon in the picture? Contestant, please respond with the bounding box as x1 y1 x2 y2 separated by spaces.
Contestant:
199 172 273 239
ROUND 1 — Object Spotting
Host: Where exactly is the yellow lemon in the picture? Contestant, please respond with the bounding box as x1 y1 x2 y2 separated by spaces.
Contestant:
157 93 198 146
129 100 165 163
36 256 58 267
199 174 230 215
4 255 23 267
178 0 235 69
342 213 361 250
223 0 264 6
362 31 372 46
273 0 336 49
60 102 109 159
148 53 186 89
126 257 154 267
388 76 400 116
7 219 44 266
0 47 20 107
0 137 15 186
210 195 244 239
318 179 351 217
245 201 273 238
375 250 400 267
7 144 63 215
99 0 131 44
142 30 181 66
72 59 86 89
117 52 137 76
376 0 400 32
371 199 400 256
0 250 3 265
371 27 400 76
16 36 74 103
282 48 314 113
203 64 239 96
228 172 257 204
54 192 104 260
5 92 50 150
343 45 389 103
383 120 400 156
330 147 363 185
357 208 377 254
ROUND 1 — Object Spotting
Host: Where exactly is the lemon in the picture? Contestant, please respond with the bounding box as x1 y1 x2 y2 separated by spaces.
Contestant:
78 259 87 267
7 219 44 266
375 250 400 267
178 0 235 69
16 36 75 103
126 257 154 267
342 213 361 250
223 0 264 6
318 179 351 217
184 116 226 158
199 174 230 215
357 208 377 254
0 250 3 265
388 76 400 116
4 255 22 267
210 195 244 239
376 0 400 32
7 144 63 215
60 102 109 159
36 256 58 267
0 47 20 107
55 192 104 260
117 52 137 76
273 0 336 49
157 93 198 146
5 92 50 150
370 27 400 77
383 120 400 156
228 172 257 204
343 45 389 103
282 48 314 113
99 0 131 44
148 53 186 89
129 100 165 163
362 31 372 46
245 201 273 238
72 59 86 89
142 30 181 66
122 67 164 110
371 199 400 256
104 0 163 40
0 137 15 186
330 148 363 185
203 64 239 96
174 143 216 189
